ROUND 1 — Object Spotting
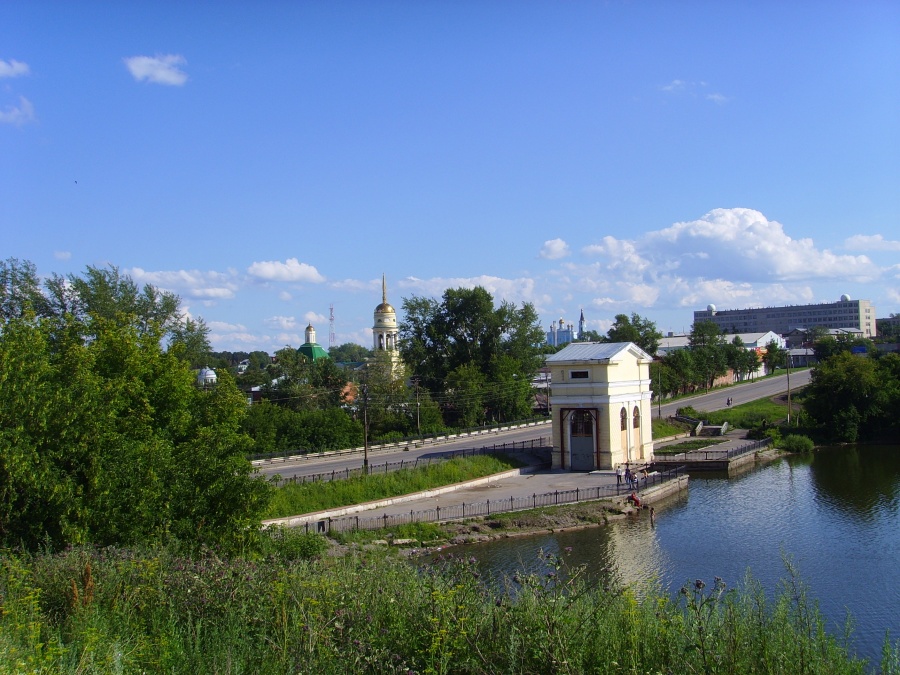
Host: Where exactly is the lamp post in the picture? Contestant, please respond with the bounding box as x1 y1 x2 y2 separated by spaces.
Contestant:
362 383 370 474
413 377 421 436
655 362 662 419
786 347 791 426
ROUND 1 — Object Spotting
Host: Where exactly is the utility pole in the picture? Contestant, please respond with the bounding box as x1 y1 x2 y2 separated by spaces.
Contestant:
786 348 792 426
413 377 421 436
362 381 370 474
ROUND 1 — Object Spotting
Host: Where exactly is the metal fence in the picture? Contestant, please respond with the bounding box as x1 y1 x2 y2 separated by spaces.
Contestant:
275 437 551 486
249 416 552 463
302 465 687 534
674 437 772 462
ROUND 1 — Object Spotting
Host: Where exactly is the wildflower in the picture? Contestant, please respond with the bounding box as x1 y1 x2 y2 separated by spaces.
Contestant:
694 579 705 590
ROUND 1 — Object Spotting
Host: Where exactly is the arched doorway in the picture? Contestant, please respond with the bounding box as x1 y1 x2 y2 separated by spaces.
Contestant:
570 410 595 470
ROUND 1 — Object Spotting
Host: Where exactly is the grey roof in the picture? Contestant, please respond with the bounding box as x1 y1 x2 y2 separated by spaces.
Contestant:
545 341 652 363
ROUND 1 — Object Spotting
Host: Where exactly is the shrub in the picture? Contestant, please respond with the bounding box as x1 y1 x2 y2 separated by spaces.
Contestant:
781 434 815 453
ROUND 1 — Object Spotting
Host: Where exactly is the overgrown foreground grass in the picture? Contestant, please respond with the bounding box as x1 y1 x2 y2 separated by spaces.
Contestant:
2 545 897 674
266 454 524 518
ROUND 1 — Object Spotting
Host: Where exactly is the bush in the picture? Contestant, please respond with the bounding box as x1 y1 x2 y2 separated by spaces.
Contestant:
781 434 815 453
258 526 329 561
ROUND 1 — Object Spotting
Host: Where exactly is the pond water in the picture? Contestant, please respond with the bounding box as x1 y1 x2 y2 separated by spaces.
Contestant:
444 444 900 666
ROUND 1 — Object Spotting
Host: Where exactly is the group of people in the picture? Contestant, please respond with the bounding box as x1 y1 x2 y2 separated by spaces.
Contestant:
616 464 645 490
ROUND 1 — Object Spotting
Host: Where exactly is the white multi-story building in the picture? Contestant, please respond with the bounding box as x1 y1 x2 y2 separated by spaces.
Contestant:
693 296 875 339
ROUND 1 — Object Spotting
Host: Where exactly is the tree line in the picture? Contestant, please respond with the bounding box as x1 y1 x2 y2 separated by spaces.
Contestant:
0 258 268 552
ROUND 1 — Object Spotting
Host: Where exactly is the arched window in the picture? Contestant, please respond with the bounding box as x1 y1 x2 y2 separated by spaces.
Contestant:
633 406 641 429
378 334 384 349
620 407 627 431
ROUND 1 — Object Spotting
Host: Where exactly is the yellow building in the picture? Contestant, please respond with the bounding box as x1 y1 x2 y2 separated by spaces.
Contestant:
546 342 655 471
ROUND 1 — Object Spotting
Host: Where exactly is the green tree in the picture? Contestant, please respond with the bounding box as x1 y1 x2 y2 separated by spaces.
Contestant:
762 339 787 373
578 329 604 342
168 317 213 368
605 313 663 355
0 257 49 320
725 336 760 381
0 264 270 552
328 342 374 362
689 321 727 391
399 286 544 426
804 352 885 442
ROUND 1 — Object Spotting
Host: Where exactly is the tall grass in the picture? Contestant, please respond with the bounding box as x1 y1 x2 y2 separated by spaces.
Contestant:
1 545 894 674
265 454 525 518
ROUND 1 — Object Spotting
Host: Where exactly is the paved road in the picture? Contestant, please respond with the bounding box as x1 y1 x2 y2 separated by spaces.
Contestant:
254 369 810 481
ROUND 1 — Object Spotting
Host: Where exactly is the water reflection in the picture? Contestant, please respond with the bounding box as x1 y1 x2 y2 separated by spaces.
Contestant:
806 445 900 519
437 445 900 666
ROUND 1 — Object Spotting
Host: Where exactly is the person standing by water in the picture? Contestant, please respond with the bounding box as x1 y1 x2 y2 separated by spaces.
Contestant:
616 465 624 485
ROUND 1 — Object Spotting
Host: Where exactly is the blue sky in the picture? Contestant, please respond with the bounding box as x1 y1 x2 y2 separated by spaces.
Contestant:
3 1 899 352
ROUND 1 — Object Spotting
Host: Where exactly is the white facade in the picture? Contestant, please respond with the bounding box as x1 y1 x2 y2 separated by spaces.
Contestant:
547 342 655 471
694 297 875 339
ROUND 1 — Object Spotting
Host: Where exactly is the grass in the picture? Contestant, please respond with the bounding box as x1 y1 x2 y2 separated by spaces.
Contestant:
265 453 525 518
1 544 891 674
652 416 692 438
678 395 791 429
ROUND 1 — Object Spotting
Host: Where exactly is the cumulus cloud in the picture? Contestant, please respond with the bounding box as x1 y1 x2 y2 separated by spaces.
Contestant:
304 311 326 325
844 234 900 252
401 274 541 307
278 291 292 301
265 315 299 330
247 258 325 283
539 238 570 260
644 208 876 283
0 96 35 126
551 208 887 317
0 59 30 78
128 267 239 300
123 54 188 86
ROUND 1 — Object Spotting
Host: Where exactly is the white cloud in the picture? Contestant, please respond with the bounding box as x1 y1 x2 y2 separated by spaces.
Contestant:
0 96 35 126
265 315 298 330
278 291 293 301
539 238 570 260
538 208 891 320
207 320 247 332
123 54 188 86
247 258 325 283
661 79 686 93
53 250 71 260
304 311 326 325
0 59 30 78
706 93 728 105
645 208 877 283
128 267 239 300
844 234 900 252
401 274 540 307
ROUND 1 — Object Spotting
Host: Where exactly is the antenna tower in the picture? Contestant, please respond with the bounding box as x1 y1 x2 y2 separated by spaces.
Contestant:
329 303 336 347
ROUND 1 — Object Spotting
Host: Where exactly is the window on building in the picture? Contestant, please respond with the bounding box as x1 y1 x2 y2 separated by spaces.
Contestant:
572 410 593 436
633 406 640 429
570 371 589 379
620 407 627 431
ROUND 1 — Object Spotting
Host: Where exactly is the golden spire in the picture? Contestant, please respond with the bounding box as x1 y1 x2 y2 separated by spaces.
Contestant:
382 274 387 304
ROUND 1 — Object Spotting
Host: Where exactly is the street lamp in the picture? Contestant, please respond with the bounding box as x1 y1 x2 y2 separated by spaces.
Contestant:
362 382 370 474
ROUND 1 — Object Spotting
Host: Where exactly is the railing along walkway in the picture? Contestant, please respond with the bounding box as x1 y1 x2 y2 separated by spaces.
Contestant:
275 437 550 486
304 465 686 534
658 437 772 463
